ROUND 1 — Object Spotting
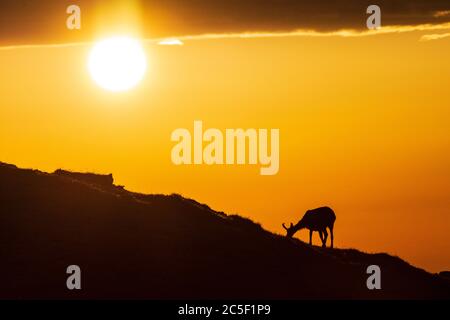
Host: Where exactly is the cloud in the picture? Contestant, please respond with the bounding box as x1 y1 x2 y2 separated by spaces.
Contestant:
172 22 450 41
434 10 450 18
158 39 184 46
420 32 450 41
0 0 450 46
1 22 449 52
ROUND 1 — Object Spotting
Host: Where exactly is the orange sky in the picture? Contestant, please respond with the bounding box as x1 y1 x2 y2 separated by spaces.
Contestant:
1 28 449 272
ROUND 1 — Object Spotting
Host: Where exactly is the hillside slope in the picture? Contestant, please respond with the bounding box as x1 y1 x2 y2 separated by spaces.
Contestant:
0 162 449 299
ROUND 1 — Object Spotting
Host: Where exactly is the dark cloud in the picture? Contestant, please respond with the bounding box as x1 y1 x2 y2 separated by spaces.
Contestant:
1 0 450 46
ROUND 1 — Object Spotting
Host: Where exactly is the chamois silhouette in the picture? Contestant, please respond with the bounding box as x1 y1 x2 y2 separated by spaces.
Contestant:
282 206 336 248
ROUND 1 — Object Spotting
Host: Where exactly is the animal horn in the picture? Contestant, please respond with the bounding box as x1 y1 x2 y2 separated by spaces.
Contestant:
282 223 289 230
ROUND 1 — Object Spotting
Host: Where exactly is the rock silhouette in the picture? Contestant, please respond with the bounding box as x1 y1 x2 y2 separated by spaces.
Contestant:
54 169 114 187
0 162 449 299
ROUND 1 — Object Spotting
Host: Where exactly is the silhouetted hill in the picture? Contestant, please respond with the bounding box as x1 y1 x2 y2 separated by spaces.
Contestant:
0 162 449 299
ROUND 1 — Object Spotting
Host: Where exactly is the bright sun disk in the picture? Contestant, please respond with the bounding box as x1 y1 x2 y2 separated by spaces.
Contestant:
88 36 147 92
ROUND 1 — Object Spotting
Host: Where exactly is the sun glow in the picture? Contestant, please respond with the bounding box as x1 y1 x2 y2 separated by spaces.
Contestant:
88 36 147 92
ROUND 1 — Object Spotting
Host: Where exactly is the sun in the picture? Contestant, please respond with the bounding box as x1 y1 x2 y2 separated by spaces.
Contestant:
88 36 147 92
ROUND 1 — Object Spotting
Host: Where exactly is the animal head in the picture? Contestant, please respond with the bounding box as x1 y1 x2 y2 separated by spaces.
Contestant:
282 222 296 238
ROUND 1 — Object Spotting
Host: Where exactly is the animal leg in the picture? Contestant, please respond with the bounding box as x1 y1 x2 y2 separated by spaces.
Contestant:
330 225 334 249
309 230 313 245
322 229 328 248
